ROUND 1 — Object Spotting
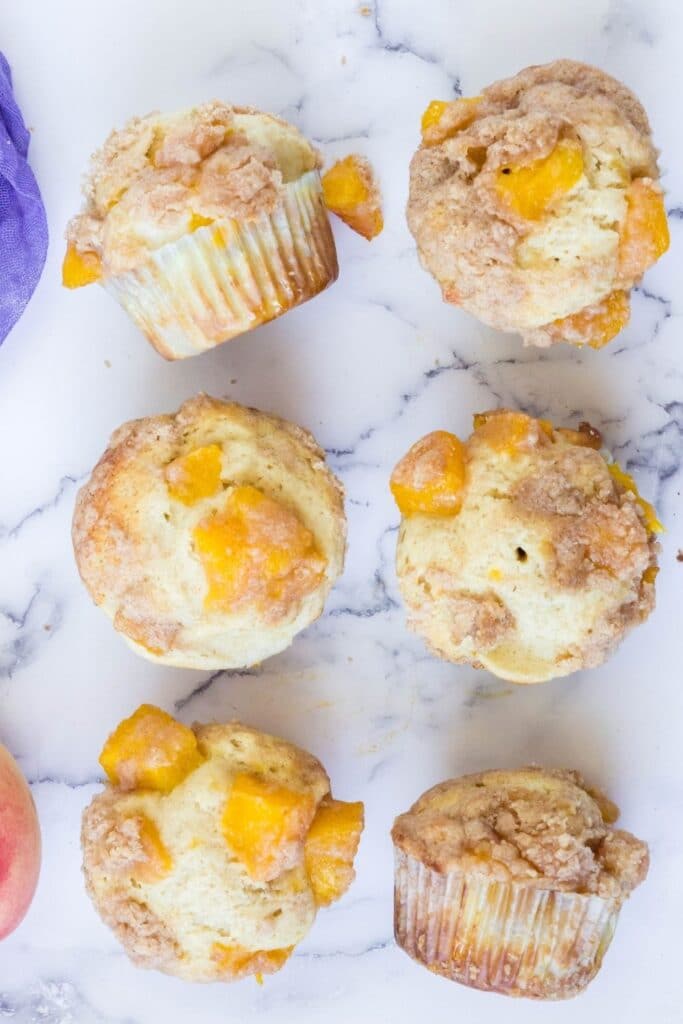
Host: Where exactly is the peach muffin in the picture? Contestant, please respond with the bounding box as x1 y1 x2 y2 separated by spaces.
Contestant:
392 767 648 999
390 411 660 682
72 395 346 669
408 61 669 348
82 705 364 981
63 102 338 358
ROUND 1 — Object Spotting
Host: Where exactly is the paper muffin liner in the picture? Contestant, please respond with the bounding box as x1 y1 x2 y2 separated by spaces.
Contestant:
393 848 619 999
103 170 338 359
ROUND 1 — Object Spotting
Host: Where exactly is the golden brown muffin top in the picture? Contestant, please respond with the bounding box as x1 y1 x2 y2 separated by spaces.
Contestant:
392 766 648 903
66 102 321 274
82 707 364 982
408 60 667 346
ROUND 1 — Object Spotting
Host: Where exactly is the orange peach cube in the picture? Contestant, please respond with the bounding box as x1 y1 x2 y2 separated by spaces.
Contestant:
211 942 293 977
99 704 202 793
222 773 316 881
193 485 326 614
496 139 584 220
123 814 174 883
544 290 630 349
62 244 102 288
0 744 41 940
322 155 383 240
472 410 548 455
618 178 670 280
390 430 466 517
608 463 663 534
420 96 482 147
165 444 223 506
304 797 364 906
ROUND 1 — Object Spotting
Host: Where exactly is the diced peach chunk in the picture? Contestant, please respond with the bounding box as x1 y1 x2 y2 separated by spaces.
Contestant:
421 100 449 135
555 421 603 450
211 942 293 978
0 744 41 940
99 704 202 793
618 179 670 281
390 431 466 517
642 565 659 586
193 485 326 616
420 96 482 147
62 244 102 288
496 139 584 220
608 463 663 534
222 773 316 881
123 814 173 883
165 444 223 506
304 797 364 906
322 155 383 240
189 212 214 232
544 290 630 350
473 411 549 456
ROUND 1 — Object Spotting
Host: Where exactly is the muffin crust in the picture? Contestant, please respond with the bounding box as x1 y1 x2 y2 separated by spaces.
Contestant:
408 61 668 346
67 102 321 275
392 411 659 682
72 395 346 669
82 719 343 982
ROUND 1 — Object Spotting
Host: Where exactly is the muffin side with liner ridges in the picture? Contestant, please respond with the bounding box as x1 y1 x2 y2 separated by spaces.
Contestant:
408 60 669 348
72 394 346 669
392 767 648 999
82 704 364 982
390 410 660 683
63 103 338 358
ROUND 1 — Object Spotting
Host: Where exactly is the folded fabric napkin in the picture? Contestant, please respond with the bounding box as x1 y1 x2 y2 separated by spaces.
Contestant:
0 51 48 345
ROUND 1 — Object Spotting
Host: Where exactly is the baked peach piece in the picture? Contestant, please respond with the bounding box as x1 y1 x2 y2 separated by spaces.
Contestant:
0 744 41 940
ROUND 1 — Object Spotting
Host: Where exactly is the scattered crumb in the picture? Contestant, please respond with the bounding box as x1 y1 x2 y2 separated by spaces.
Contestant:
43 624 51 632
104 359 111 368
358 4 372 14
677 550 683 562
230 378 237 384
341 55 347 65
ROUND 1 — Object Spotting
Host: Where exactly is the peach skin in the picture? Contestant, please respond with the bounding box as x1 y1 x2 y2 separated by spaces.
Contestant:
0 743 41 940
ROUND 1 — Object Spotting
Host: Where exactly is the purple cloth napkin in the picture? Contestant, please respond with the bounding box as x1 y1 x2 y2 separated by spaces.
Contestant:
0 51 48 345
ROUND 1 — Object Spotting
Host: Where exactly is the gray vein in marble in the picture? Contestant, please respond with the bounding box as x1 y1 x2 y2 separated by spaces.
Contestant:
0 473 84 540
174 668 260 712
371 0 458 81
297 937 392 960
327 526 399 620
27 774 101 790
0 585 62 679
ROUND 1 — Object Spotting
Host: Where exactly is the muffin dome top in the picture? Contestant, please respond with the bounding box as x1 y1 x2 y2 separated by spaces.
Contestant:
391 411 659 682
72 395 346 669
66 102 321 275
82 706 363 982
392 767 648 903
408 60 668 347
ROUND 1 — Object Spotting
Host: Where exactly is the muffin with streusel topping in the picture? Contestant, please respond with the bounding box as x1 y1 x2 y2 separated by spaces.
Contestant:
82 705 364 982
390 410 660 682
392 766 648 999
72 394 346 669
63 102 338 358
408 60 669 348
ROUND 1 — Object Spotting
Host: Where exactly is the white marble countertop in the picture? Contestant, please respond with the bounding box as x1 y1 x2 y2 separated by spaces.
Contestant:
1 1 681 1020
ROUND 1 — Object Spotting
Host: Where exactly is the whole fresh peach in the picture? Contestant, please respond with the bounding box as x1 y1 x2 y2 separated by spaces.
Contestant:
0 743 41 940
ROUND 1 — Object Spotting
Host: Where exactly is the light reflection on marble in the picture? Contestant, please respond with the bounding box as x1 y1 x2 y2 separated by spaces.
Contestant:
0 0 681 1021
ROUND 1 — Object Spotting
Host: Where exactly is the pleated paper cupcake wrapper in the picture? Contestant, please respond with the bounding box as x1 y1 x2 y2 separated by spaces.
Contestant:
393 848 619 1000
104 170 338 360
